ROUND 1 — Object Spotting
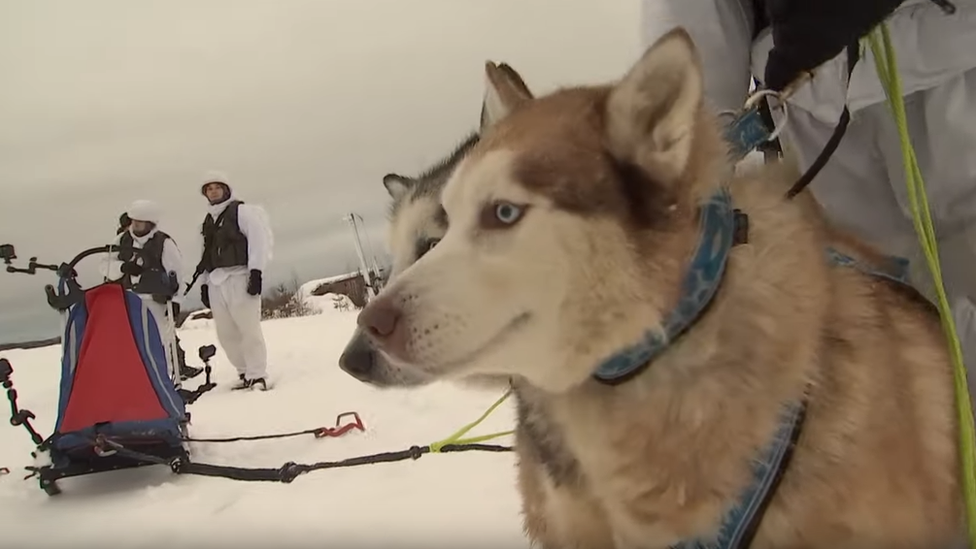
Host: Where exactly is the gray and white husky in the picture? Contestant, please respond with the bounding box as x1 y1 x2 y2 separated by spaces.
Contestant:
337 62 534 386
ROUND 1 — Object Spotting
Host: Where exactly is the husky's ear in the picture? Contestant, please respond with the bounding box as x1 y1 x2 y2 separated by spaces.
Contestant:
382 173 412 200
496 63 533 98
605 27 703 186
480 61 533 132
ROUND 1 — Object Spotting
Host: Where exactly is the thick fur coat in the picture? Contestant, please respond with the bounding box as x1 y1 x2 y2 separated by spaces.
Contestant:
352 29 963 549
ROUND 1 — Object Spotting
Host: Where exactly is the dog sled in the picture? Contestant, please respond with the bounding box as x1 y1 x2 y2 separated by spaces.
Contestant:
1 241 374 496
0 242 218 495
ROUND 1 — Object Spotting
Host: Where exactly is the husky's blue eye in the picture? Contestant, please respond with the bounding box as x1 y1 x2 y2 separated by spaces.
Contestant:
494 203 523 224
480 200 528 229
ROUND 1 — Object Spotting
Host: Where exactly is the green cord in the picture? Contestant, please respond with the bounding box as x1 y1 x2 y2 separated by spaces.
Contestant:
866 24 976 547
429 389 514 453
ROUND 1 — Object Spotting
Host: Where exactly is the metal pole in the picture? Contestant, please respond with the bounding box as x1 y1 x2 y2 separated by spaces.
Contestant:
344 213 376 299
353 212 382 276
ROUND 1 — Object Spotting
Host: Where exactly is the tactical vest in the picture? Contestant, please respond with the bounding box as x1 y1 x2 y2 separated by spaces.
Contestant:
201 200 249 272
117 230 178 301
118 230 169 288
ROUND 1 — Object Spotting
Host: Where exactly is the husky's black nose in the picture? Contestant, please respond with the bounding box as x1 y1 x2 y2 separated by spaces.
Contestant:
339 330 377 382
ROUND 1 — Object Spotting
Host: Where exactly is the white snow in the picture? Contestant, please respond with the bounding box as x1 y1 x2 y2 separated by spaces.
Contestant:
306 292 357 314
0 308 525 548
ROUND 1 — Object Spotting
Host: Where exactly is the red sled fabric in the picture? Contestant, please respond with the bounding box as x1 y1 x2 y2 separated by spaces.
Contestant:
59 285 168 433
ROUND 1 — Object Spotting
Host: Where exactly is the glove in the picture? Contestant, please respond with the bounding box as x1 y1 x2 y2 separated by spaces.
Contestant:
762 0 906 92
120 261 143 276
247 269 262 296
201 284 210 309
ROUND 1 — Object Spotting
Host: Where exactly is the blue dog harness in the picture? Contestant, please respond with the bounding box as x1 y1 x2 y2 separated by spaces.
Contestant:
591 188 741 384
587 108 912 549
590 104 796 384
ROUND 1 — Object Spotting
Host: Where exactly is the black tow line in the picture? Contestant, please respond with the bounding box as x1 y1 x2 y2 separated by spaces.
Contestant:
182 428 329 443
96 439 513 484
182 411 367 443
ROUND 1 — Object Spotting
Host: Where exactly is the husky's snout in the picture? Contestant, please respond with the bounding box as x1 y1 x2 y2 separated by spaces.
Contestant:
339 320 429 387
357 295 409 362
338 328 379 382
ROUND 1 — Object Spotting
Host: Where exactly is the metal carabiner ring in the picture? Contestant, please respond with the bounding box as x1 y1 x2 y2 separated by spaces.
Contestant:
742 88 791 143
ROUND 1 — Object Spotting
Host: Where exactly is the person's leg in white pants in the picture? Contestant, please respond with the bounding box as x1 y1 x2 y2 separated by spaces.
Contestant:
143 299 178 380
209 279 248 378
212 274 268 381
231 275 268 380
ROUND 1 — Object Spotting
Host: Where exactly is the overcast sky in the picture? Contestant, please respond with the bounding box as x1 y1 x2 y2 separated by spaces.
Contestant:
0 0 639 344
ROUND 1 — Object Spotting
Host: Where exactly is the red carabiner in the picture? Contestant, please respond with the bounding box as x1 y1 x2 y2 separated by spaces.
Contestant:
313 411 366 438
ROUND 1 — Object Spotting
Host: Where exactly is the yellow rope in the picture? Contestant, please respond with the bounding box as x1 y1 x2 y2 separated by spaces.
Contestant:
866 24 976 547
428 389 513 453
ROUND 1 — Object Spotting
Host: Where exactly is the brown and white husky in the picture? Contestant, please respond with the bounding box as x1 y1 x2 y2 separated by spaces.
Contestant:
351 29 964 549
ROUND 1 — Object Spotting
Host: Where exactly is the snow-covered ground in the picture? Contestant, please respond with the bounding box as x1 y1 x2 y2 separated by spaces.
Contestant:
0 296 524 548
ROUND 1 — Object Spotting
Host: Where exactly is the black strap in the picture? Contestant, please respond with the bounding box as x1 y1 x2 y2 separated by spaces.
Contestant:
729 401 808 548
784 41 860 200
173 443 512 483
74 438 511 485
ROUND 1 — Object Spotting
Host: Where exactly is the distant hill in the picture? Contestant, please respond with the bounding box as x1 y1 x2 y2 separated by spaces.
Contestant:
0 337 61 352
0 306 203 351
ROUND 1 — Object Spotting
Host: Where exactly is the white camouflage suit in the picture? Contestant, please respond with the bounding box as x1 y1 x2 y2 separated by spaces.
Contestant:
640 0 976 400
196 171 274 383
102 199 186 373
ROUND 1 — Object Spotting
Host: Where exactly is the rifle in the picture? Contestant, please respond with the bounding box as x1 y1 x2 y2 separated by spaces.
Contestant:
185 215 216 296
183 263 205 296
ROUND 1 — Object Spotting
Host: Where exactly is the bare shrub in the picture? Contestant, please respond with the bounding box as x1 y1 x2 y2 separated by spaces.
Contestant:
261 277 316 320
331 294 353 312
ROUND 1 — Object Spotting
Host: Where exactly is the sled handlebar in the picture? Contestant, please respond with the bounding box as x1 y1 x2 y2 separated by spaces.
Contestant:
0 243 137 280
48 244 182 312
61 244 150 275
1 243 178 312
